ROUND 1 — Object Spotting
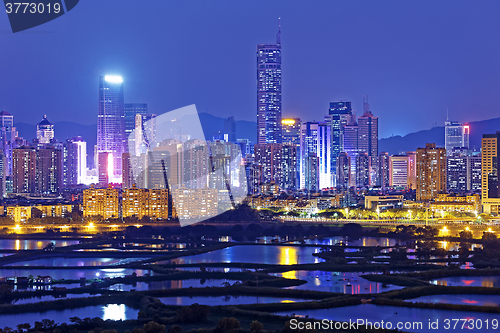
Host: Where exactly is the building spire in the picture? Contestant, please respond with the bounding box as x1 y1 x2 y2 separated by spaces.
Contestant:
276 17 281 44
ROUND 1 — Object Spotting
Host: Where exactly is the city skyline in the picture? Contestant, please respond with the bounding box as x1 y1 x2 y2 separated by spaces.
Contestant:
2 1 500 139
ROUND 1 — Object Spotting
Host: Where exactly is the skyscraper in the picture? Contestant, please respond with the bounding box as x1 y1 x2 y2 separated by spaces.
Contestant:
98 75 125 183
318 122 332 189
342 123 359 187
12 147 36 194
481 132 500 214
446 147 468 192
64 137 86 186
416 143 446 201
224 116 236 143
124 103 147 148
299 122 319 190
445 121 470 154
378 152 390 188
0 110 17 176
328 101 353 185
257 23 282 144
358 98 378 185
281 118 301 146
35 147 62 194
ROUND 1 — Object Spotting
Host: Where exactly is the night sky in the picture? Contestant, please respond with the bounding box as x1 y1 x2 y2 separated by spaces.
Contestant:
1 0 500 138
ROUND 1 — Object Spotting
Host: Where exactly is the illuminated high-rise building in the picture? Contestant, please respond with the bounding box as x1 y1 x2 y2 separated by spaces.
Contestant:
446 147 468 192
13 146 62 195
378 152 390 188
0 110 17 176
342 123 358 187
35 115 55 144
124 103 147 149
12 147 36 194
299 122 319 190
98 75 125 182
64 137 86 186
481 132 500 214
281 118 301 146
358 98 378 185
327 101 353 185
257 23 282 144
445 121 470 154
35 147 62 194
389 152 417 189
416 143 446 201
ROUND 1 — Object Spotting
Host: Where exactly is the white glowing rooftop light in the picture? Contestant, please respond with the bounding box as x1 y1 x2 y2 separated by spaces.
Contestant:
104 75 123 84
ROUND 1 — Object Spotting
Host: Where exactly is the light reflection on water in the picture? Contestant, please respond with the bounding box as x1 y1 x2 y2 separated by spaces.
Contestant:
407 294 500 307
5 257 150 267
0 304 137 328
159 296 312 306
0 239 80 250
273 270 403 294
0 268 151 280
430 276 500 288
159 245 324 265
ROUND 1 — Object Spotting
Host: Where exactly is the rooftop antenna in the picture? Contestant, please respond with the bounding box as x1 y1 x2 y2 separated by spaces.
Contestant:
276 17 281 44
446 108 449 122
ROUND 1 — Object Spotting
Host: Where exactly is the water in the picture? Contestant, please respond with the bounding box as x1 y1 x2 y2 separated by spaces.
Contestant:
0 239 79 250
159 295 312 306
430 275 500 288
407 294 500 307
275 304 500 333
5 257 150 267
304 237 401 247
8 293 99 305
109 279 237 291
0 304 137 328
273 271 403 294
160 245 325 265
0 268 152 280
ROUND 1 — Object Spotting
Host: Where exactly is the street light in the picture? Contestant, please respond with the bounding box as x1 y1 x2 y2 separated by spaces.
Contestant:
344 208 349 219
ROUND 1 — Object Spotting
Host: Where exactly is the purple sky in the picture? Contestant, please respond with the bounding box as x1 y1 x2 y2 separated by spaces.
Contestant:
1 0 500 138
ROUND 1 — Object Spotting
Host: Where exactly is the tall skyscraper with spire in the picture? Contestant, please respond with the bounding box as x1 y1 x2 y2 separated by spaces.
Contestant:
257 20 282 144
97 75 125 183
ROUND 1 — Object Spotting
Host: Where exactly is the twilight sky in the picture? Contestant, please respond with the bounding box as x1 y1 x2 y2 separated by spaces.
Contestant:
1 0 500 138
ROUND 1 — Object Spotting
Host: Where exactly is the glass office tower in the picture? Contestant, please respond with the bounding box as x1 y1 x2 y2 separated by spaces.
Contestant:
257 23 282 144
98 75 125 182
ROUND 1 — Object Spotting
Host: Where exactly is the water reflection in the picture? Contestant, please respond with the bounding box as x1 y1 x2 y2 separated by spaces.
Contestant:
430 276 500 288
0 239 80 250
159 296 312 306
275 304 500 333
0 304 137 328
159 245 324 265
103 304 127 321
408 294 500 307
6 257 150 267
273 271 403 294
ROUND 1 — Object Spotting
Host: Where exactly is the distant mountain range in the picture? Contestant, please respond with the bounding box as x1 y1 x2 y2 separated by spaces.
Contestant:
379 117 500 155
15 114 500 162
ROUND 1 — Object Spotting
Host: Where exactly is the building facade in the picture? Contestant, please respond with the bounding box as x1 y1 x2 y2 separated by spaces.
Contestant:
257 25 282 144
416 143 446 202
98 76 125 182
